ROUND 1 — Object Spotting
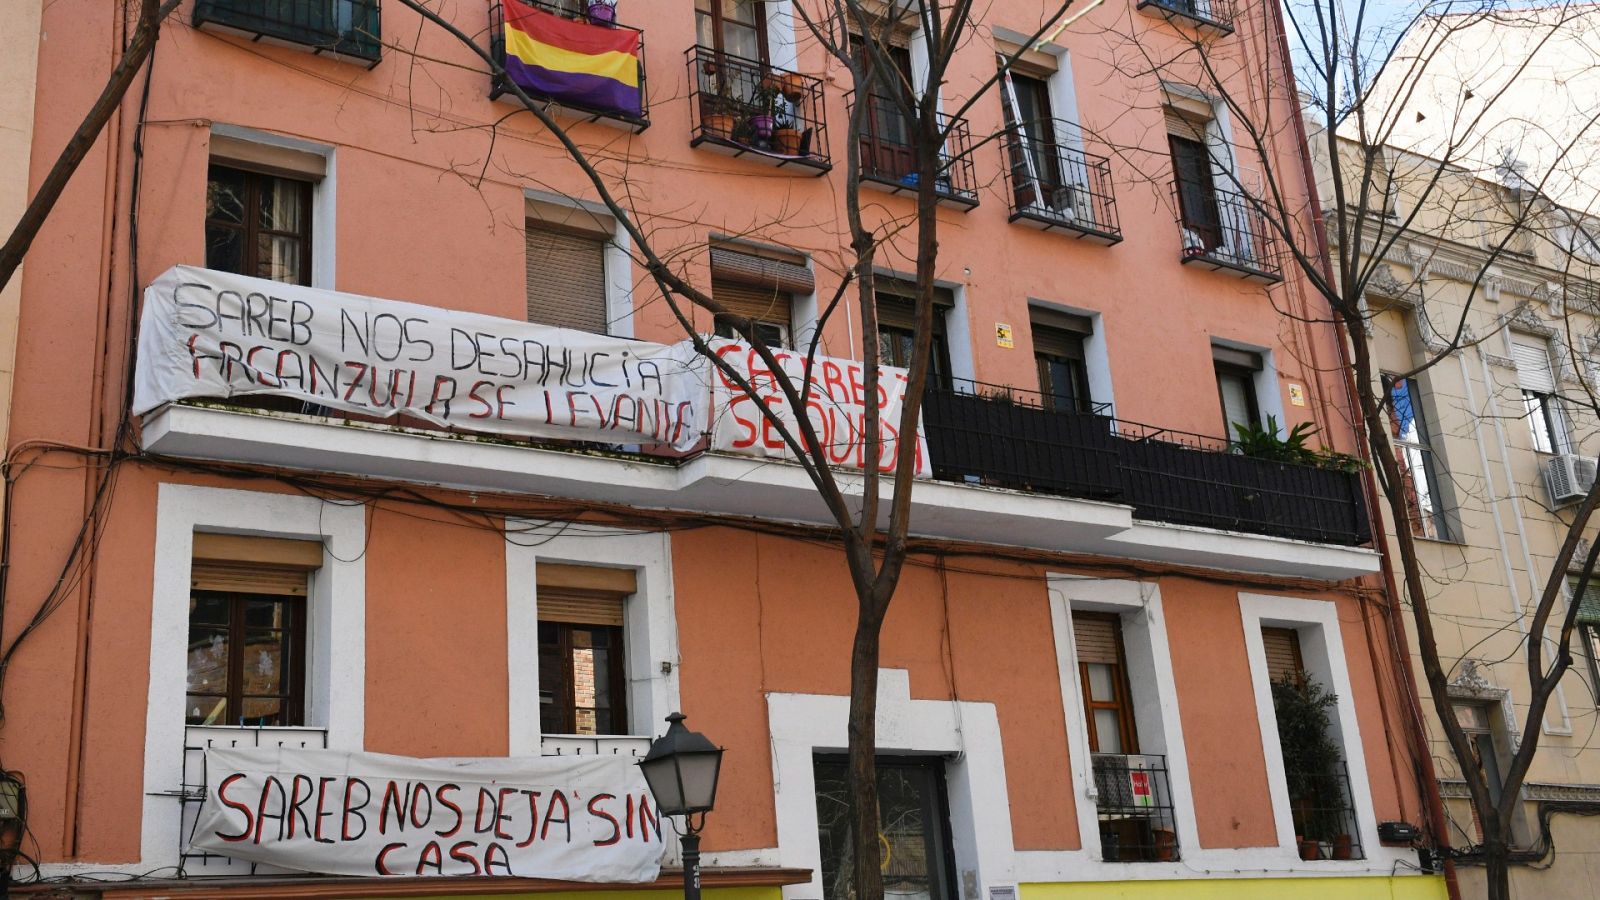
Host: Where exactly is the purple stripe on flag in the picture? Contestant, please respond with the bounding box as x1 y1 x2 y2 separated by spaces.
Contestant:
504 56 642 119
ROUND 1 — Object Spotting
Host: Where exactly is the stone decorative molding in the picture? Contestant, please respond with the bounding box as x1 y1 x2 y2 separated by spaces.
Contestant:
1446 659 1522 752
1438 780 1600 803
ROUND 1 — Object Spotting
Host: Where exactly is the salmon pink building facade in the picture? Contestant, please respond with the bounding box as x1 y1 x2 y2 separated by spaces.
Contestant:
4 0 1446 898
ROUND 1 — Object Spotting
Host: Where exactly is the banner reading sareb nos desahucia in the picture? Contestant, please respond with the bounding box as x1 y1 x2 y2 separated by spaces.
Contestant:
190 746 666 879
132 266 709 452
707 337 930 476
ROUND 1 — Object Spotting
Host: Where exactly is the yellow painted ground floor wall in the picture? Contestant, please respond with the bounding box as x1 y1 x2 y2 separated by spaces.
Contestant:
1023 876 1447 899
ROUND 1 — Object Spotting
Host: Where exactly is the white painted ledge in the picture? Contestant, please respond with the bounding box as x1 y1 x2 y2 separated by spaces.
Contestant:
141 404 1379 580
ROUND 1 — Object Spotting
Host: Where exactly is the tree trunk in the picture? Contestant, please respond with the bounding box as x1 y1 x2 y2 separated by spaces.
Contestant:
1482 838 1511 900
847 602 887 900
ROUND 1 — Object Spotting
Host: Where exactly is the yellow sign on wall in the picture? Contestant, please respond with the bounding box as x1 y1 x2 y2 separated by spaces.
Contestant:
996 323 1015 349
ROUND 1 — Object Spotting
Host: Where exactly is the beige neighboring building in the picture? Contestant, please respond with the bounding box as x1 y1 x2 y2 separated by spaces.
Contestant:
1315 121 1600 898
0 0 41 459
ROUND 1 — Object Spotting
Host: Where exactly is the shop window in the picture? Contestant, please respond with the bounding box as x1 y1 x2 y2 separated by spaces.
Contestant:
537 564 635 736
814 755 958 900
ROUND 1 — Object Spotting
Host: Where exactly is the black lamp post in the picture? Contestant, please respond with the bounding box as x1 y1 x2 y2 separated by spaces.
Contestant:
639 712 724 900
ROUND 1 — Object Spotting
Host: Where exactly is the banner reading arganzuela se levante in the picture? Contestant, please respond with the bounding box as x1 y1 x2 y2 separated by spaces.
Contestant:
190 745 665 879
132 266 709 452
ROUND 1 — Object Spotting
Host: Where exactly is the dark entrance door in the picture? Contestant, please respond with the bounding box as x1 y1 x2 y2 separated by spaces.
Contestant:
814 755 959 900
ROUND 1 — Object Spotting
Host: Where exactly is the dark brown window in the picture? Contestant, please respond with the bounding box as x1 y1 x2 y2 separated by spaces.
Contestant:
1031 308 1093 413
1213 346 1263 435
205 164 313 285
1168 122 1220 250
537 564 634 736
1001 70 1064 211
876 286 953 390
1075 612 1138 754
815 755 958 900
696 0 767 63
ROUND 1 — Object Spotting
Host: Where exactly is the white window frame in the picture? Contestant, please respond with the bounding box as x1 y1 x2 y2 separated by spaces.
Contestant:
1238 593 1383 860
1046 575 1199 872
503 520 680 755
525 188 635 338
140 484 367 870
209 124 336 291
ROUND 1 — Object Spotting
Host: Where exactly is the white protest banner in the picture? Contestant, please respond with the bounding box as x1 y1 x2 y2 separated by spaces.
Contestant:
191 745 665 879
133 266 709 452
708 338 930 476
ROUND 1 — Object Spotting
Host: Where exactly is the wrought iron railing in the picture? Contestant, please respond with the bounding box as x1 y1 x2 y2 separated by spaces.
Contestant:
1001 121 1121 242
1287 760 1365 860
488 0 650 130
193 0 382 65
1137 0 1236 32
1092 753 1181 862
1173 182 1284 282
177 725 329 873
686 46 830 170
846 92 979 206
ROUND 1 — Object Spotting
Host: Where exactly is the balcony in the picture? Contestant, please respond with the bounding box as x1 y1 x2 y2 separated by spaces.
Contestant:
1001 121 1121 243
1092 754 1181 862
489 0 650 132
686 46 830 173
847 93 979 209
1136 0 1235 34
920 385 1371 546
1174 182 1284 283
541 733 653 757
178 725 329 872
193 0 382 67
1287 760 1365 860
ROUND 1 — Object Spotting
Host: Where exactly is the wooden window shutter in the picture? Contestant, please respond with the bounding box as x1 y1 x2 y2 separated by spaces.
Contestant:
1511 334 1557 392
1262 627 1304 682
191 533 321 596
876 295 949 334
1073 613 1121 665
876 278 955 308
1030 308 1091 360
536 563 635 627
1165 107 1208 142
709 245 815 295
712 277 794 327
526 222 609 334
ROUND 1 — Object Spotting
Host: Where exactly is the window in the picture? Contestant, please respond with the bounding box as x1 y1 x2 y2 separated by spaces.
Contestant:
1031 308 1094 413
1383 374 1450 540
814 755 957 900
185 534 321 727
1569 574 1600 704
537 564 633 736
1453 702 1506 808
526 221 610 333
1511 334 1568 454
1000 69 1065 214
1075 613 1138 754
696 0 767 63
853 38 918 184
1213 346 1262 436
1168 111 1220 252
876 284 953 390
1262 626 1304 684
205 164 313 285
709 241 814 348
1264 624 1362 859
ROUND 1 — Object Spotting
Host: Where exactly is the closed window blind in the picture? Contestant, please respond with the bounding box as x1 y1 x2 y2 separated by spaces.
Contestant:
1511 334 1557 392
191 533 321 595
537 563 635 626
526 222 609 333
1165 107 1208 142
712 278 793 329
1262 627 1303 682
1073 613 1122 665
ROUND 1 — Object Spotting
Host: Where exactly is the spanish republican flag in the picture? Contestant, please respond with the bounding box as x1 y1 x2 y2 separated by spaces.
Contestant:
503 2 643 118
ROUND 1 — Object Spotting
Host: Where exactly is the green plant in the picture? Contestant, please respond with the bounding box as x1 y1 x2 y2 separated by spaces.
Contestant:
1232 415 1319 465
1271 671 1346 841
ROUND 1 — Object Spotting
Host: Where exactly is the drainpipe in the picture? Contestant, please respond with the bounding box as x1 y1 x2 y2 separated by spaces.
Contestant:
1262 1 1458 894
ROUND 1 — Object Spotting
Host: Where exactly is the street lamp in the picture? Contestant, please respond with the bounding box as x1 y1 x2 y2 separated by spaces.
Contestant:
640 712 724 900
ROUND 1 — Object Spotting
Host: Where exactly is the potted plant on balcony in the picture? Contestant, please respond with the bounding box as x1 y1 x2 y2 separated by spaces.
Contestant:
586 0 617 26
772 112 803 156
745 83 780 148
779 71 808 102
1271 672 1346 862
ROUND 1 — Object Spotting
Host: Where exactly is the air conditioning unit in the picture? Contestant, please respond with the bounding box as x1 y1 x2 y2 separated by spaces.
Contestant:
1543 453 1598 506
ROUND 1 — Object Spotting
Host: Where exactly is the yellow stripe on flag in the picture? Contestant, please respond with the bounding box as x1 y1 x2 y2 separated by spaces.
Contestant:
504 27 640 88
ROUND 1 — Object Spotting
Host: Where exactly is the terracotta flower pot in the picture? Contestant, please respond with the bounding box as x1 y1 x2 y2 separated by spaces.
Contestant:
703 112 737 139
1297 837 1320 861
773 127 802 156
779 72 807 102
1331 833 1353 860
1153 828 1177 862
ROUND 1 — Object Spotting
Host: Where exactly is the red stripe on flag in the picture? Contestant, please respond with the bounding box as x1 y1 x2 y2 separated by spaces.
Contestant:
503 3 641 58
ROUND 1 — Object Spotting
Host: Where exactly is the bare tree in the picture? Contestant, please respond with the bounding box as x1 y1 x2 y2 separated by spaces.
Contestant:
386 3 1075 899
0 0 181 295
1090 1 1600 896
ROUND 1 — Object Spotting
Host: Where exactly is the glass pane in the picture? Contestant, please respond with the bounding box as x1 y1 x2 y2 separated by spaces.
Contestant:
187 625 229 693
245 598 288 630
1093 708 1124 754
187 694 228 725
722 22 761 61
205 224 244 275
813 760 854 900
242 630 285 696
1454 703 1489 731
241 697 286 726
1389 378 1421 444
189 593 230 626
696 11 715 48
1217 371 1254 433
206 168 246 224
258 233 304 284
258 175 305 233
569 629 612 737
722 0 759 25
878 765 934 900
538 622 564 733
1086 663 1116 702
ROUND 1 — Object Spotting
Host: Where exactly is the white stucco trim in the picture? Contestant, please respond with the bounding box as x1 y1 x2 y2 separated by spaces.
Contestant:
764 669 1015 900
766 0 799 70
1238 592 1386 861
504 521 680 756
139 483 367 870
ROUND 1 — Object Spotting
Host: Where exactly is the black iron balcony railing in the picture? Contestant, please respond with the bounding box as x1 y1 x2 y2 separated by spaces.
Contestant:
1092 753 1181 862
846 93 979 208
1001 120 1121 243
1173 182 1284 282
194 0 382 66
918 385 1370 545
1287 761 1364 860
686 46 830 172
1137 0 1235 33
489 0 650 132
